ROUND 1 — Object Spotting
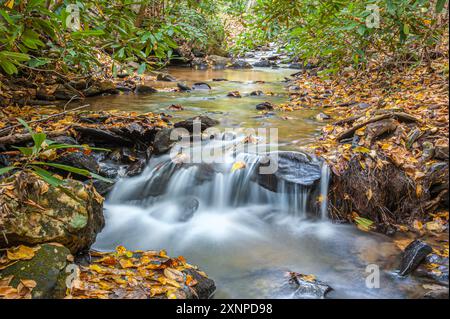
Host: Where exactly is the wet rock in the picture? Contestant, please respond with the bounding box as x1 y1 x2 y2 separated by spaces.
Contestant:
316 113 331 121
134 85 157 94
212 78 228 82
421 141 435 162
92 180 115 197
207 55 231 69
0 244 71 299
174 116 219 133
256 151 322 193
253 59 273 67
287 272 333 299
51 135 79 145
256 102 275 110
192 82 211 90
422 287 449 299
191 57 209 70
167 104 184 111
288 63 304 69
227 91 242 98
56 151 100 175
74 126 133 146
83 81 119 97
183 268 216 299
154 128 176 154
177 82 191 92
399 240 432 276
125 158 147 177
156 73 177 82
250 90 264 96
228 60 253 69
0 171 104 254
178 197 199 222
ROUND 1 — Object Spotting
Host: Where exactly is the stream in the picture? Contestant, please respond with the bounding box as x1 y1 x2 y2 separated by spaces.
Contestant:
91 65 426 299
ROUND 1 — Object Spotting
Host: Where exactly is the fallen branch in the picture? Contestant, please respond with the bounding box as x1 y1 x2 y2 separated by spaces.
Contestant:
0 104 89 137
0 130 68 145
335 112 420 141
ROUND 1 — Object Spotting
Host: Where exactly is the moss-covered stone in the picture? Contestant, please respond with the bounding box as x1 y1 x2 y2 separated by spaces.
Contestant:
0 171 105 253
0 244 71 299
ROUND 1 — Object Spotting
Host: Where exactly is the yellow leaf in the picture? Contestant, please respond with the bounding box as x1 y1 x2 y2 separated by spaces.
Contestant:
366 188 373 201
413 220 423 231
231 161 246 173
7 245 39 261
353 146 371 154
119 259 134 269
4 0 14 9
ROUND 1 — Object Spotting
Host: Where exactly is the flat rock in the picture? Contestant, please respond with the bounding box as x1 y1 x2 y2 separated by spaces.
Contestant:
256 102 275 110
134 85 157 94
174 115 219 133
0 244 71 299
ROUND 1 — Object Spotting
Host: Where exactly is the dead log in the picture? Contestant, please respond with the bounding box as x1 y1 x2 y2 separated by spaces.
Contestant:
0 130 68 146
335 112 420 141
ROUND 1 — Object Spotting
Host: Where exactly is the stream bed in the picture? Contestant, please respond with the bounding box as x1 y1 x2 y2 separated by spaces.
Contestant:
91 66 426 299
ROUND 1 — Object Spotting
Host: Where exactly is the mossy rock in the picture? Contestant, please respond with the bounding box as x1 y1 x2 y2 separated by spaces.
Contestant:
0 171 105 253
0 244 71 299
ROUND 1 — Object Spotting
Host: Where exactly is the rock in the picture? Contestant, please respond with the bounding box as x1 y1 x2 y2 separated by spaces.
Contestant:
54 84 81 100
134 85 157 94
74 126 133 146
434 144 449 161
288 85 301 91
192 82 211 90
178 197 199 222
51 135 79 145
183 268 216 299
256 151 322 193
250 90 264 96
92 180 115 197
228 60 253 69
167 104 184 111
125 158 147 177
0 171 105 254
316 113 331 121
227 91 242 98
191 57 209 70
253 59 272 67
174 116 219 133
154 128 176 154
256 102 275 110
288 63 303 69
212 78 228 82
177 82 191 91
422 141 435 162
423 287 449 299
156 73 177 82
0 244 72 299
287 272 333 299
399 240 432 276
357 102 370 109
56 151 100 175
207 55 231 68
83 81 119 97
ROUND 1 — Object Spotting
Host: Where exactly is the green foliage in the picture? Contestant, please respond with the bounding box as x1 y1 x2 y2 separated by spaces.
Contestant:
0 118 112 187
230 0 449 69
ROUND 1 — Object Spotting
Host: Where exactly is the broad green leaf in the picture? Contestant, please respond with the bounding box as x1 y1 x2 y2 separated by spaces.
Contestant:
12 146 33 156
436 0 447 13
0 166 15 176
30 166 64 187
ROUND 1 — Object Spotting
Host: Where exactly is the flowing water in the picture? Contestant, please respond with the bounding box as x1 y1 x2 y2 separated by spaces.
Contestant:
92 66 425 299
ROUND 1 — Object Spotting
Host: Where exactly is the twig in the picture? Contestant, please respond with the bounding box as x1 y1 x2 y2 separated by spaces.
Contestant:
0 104 90 136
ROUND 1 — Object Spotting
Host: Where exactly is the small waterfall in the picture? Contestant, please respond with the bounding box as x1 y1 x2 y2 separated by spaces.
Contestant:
319 163 330 220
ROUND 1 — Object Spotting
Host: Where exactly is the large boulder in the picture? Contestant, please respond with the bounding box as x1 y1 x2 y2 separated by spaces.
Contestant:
228 60 253 69
0 244 72 299
0 171 105 254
